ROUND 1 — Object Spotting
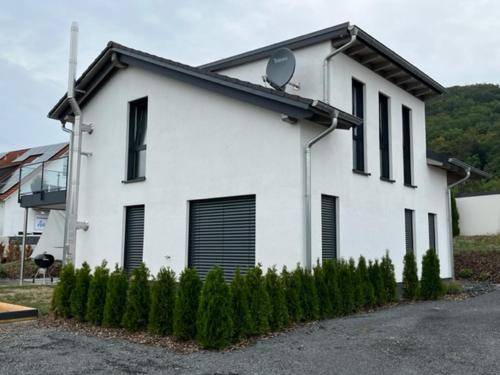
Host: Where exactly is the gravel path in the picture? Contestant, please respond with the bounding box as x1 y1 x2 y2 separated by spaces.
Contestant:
1 289 499 375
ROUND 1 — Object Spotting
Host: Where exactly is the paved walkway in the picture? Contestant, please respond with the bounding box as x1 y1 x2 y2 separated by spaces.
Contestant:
1 289 499 374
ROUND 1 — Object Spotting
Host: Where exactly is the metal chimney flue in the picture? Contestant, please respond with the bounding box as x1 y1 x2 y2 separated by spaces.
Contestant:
62 21 90 265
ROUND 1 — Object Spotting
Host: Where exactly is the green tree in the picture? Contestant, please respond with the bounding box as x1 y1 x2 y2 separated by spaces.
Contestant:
357 256 375 309
265 267 289 330
230 268 253 340
85 262 109 325
369 260 387 306
313 262 332 319
281 266 303 322
420 249 444 300
196 266 233 349
322 260 342 317
102 265 128 328
148 267 176 335
173 268 203 341
70 262 91 321
380 252 397 302
299 267 320 321
402 252 419 300
52 262 75 318
122 263 150 331
337 260 354 315
246 265 271 335
349 258 363 311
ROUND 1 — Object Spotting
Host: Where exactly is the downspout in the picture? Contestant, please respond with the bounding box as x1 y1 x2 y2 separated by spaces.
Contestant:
323 25 358 104
446 158 471 279
304 109 339 270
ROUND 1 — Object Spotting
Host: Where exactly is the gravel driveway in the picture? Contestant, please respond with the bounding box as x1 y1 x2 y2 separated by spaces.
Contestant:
1 289 499 375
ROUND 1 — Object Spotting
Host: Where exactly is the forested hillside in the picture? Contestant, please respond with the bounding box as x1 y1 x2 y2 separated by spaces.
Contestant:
426 84 500 192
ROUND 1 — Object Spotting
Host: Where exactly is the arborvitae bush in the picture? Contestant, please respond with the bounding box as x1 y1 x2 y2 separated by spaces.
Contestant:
102 265 128 328
322 260 341 317
420 248 444 300
402 251 419 300
173 268 202 341
148 267 176 335
265 267 289 330
314 262 332 319
122 263 150 331
451 192 460 237
380 251 397 302
281 266 303 322
299 267 320 321
246 265 271 335
337 260 354 315
230 268 253 341
70 262 91 321
52 262 75 318
196 266 233 349
349 258 363 311
357 256 375 309
369 260 386 306
85 261 109 325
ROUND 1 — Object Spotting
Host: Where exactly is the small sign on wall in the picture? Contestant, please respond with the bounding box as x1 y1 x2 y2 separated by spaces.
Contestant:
34 213 49 232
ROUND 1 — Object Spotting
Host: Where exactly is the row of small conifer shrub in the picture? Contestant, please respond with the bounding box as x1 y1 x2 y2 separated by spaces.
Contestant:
51 249 442 349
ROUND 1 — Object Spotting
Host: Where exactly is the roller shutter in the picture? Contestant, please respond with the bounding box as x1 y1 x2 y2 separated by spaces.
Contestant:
189 195 255 280
124 205 145 272
322 195 337 260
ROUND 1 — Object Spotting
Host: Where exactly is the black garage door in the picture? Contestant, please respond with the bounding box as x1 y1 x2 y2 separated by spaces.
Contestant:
188 195 256 280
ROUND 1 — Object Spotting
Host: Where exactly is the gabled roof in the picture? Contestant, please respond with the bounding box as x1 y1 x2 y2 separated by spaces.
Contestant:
48 42 361 130
200 22 445 101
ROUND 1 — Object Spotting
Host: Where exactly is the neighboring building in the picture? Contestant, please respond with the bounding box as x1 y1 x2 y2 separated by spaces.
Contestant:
46 23 487 280
456 192 500 236
0 143 68 259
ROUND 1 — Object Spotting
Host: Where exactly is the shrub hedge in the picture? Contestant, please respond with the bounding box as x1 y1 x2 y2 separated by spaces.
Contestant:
54 250 448 350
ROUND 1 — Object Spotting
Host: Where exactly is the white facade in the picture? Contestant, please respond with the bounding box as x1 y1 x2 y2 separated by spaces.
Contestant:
456 193 500 236
72 39 452 281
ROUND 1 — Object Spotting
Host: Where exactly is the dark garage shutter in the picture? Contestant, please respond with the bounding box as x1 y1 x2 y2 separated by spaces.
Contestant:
405 209 414 253
189 195 256 280
322 195 337 260
124 205 145 272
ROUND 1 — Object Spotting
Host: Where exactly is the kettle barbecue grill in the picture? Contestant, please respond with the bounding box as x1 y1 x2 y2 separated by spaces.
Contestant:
32 253 55 284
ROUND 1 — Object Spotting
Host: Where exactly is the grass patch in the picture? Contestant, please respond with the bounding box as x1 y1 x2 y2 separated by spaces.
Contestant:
0 285 54 316
454 235 500 254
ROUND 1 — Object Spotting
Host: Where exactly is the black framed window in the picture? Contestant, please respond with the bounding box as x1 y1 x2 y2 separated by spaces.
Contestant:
379 94 390 179
352 79 365 172
124 205 145 273
402 106 413 185
428 213 437 250
405 209 414 253
321 195 338 260
127 98 148 180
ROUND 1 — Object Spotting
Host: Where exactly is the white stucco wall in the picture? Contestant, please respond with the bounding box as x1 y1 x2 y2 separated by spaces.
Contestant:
75 66 305 274
456 194 500 236
218 43 452 279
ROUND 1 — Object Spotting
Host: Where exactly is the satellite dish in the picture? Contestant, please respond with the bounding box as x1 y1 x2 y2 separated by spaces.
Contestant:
265 48 296 90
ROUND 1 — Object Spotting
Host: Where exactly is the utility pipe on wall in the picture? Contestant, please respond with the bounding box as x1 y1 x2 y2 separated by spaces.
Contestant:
304 109 339 270
323 25 358 103
19 207 28 286
446 158 471 279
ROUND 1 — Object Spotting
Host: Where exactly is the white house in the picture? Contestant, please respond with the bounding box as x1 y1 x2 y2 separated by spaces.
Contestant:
0 143 68 259
456 192 500 236
46 23 487 280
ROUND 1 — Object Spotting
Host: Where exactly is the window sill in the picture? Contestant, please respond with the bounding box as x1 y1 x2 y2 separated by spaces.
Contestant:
380 176 396 183
404 183 418 189
122 177 146 184
352 169 371 177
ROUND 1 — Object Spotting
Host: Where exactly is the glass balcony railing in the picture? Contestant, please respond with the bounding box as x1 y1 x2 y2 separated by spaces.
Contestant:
19 156 68 197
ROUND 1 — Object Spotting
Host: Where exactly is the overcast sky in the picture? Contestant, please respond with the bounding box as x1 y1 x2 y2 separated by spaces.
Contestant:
0 0 498 151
